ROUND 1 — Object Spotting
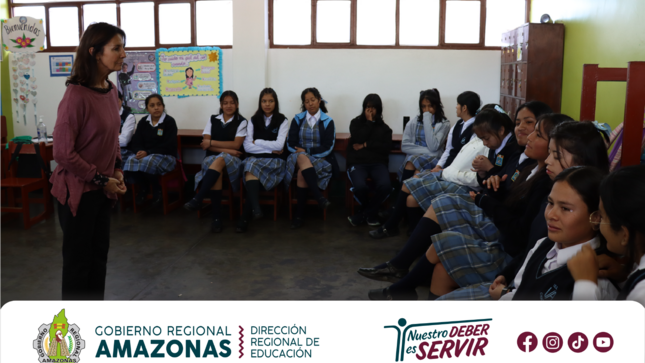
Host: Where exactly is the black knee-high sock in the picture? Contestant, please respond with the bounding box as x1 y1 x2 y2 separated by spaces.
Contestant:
382 190 410 231
401 168 415 181
194 169 221 202
210 190 222 220
296 187 308 218
245 180 262 213
144 173 161 195
389 218 442 269
389 258 435 293
301 168 323 200
406 207 425 232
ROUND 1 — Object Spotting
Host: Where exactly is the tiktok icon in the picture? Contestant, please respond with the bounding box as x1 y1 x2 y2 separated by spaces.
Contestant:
516 332 538 353
567 332 589 353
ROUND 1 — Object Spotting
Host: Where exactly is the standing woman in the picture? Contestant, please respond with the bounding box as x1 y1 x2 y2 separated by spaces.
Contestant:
285 87 338 229
398 89 450 182
236 88 290 233
346 94 393 227
184 90 247 233
50 22 127 300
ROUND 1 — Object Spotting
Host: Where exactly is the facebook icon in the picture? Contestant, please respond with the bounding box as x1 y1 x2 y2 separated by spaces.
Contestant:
517 332 538 353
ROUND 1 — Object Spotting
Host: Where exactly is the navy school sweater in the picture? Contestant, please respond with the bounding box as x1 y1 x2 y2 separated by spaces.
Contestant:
129 114 178 157
287 110 340 177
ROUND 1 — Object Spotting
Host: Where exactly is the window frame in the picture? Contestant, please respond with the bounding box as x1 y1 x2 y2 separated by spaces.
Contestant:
9 0 233 52
269 0 530 50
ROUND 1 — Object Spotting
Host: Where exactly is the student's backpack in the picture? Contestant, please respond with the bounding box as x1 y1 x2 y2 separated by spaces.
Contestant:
5 137 51 178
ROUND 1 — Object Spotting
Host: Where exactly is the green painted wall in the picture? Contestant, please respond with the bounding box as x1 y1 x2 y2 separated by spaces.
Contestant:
1 0 13 139
530 0 645 130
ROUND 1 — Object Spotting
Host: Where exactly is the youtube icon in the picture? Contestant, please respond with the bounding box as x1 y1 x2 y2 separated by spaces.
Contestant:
593 332 614 353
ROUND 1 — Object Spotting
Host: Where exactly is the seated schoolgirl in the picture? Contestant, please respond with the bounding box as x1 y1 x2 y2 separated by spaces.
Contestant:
235 88 289 233
184 90 247 233
366 113 570 300
118 91 136 160
440 120 611 300
568 165 645 306
285 87 338 230
369 104 521 239
494 166 618 300
346 94 393 227
398 89 450 182
124 94 178 207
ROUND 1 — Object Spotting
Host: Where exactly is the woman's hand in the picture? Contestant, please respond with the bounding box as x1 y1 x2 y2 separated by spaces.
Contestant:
597 254 630 283
135 151 148 159
430 165 443 173
104 178 127 195
200 139 211 150
488 275 507 300
295 147 306 153
272 150 283 155
471 155 494 172
353 143 365 151
113 170 126 191
567 244 599 284
484 175 507 192
365 108 375 121
469 191 479 201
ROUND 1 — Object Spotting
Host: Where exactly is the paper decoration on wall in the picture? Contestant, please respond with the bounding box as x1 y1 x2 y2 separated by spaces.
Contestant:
116 52 159 113
1 16 45 53
49 55 74 77
10 53 39 126
156 47 222 98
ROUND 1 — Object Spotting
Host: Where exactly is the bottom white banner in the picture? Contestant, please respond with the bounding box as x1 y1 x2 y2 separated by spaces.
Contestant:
1 301 643 362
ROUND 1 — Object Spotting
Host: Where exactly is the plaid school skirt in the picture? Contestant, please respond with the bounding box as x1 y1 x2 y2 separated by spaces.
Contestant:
242 157 286 191
284 152 332 190
194 153 242 192
123 153 176 175
397 154 438 181
120 148 134 161
405 173 472 211
437 282 494 301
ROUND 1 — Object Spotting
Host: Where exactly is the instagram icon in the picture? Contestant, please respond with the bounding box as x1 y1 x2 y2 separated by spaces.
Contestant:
543 332 563 353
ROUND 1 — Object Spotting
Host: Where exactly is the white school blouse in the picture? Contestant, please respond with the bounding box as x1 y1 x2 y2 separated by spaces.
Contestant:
501 237 619 300
118 107 136 148
243 115 290 154
573 255 645 307
437 116 477 167
441 137 489 190
202 114 248 138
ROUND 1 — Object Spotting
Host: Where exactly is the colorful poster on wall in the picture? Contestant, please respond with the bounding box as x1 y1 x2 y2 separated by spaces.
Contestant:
1 16 45 53
49 55 73 77
156 46 222 98
116 51 159 114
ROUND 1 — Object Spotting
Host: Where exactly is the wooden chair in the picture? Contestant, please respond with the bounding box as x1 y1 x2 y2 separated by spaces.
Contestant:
121 135 186 214
196 172 238 220
239 179 283 221
288 176 329 221
1 141 52 229
580 62 645 166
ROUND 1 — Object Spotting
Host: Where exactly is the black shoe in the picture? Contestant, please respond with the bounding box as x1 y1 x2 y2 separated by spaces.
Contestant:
368 287 418 301
211 218 222 233
236 219 249 233
347 213 366 227
366 217 381 226
290 217 304 230
184 198 201 211
368 227 400 239
318 197 331 210
135 192 147 206
357 261 409 283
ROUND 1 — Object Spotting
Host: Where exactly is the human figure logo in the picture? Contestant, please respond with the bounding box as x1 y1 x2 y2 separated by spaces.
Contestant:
32 309 86 363
516 332 537 353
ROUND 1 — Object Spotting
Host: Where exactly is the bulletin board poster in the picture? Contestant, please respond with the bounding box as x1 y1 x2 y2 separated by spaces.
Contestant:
116 52 159 114
156 46 222 98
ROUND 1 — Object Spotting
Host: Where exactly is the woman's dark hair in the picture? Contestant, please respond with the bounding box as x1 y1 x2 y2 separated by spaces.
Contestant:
300 87 328 113
472 105 514 139
251 88 285 131
549 121 610 174
514 101 553 123
219 90 241 119
359 93 384 123
185 67 194 78
418 88 446 123
144 94 165 110
117 91 131 112
504 113 572 208
456 91 481 118
600 165 645 261
554 165 606 223
66 22 126 87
